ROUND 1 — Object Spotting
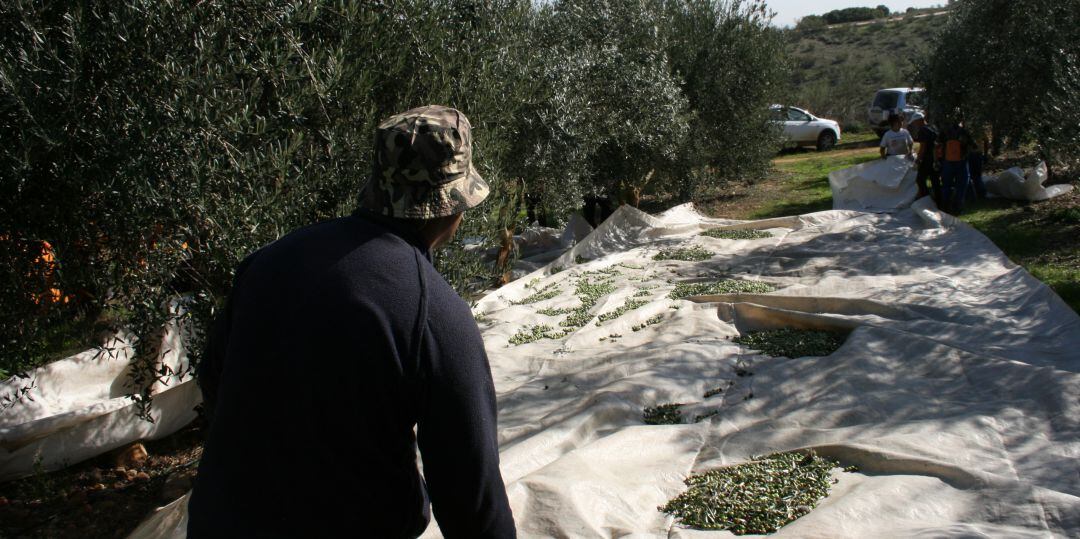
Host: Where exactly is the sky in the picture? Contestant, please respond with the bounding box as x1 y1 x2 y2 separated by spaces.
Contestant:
766 0 948 28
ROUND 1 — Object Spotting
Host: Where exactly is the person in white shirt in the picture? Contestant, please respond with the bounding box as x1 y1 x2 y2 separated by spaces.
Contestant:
879 113 914 159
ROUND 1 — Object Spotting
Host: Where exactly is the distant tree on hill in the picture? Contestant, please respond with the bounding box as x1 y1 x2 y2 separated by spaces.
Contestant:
821 6 889 25
795 14 827 30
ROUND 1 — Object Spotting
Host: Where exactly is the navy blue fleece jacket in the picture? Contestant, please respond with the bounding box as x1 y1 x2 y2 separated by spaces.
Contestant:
189 211 515 538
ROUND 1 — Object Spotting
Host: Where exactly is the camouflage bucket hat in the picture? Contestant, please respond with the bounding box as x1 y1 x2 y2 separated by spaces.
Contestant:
360 105 490 219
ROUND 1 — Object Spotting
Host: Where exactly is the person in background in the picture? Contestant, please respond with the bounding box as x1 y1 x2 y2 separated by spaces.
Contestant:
879 113 914 159
939 114 975 214
582 194 615 229
908 112 940 204
967 125 990 201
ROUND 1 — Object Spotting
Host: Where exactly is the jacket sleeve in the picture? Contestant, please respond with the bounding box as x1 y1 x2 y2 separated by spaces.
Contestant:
415 290 516 538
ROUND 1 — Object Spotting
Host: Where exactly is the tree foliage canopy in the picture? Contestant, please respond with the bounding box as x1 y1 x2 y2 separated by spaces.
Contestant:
916 0 1080 168
820 6 889 25
0 0 786 403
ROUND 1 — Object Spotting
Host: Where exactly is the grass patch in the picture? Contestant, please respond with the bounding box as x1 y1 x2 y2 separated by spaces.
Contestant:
653 246 714 261
1029 265 1080 312
700 229 773 240
958 194 1080 313
669 280 777 300
841 131 880 145
733 329 846 358
659 450 849 534
643 403 683 424
1047 206 1080 224
757 149 879 219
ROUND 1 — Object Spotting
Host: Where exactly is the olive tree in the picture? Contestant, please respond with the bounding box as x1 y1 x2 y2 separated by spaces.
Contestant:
1 0 790 413
661 0 787 197
917 0 1080 171
520 0 690 214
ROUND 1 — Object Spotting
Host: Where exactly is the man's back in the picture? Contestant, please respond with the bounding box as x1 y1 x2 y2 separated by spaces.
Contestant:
189 213 514 538
943 124 973 162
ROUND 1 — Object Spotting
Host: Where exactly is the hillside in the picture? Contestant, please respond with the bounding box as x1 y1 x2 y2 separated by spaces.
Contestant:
785 8 950 132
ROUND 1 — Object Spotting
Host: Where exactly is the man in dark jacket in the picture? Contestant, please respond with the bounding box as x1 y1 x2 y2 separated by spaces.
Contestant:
189 105 516 538
940 116 975 214
909 112 941 205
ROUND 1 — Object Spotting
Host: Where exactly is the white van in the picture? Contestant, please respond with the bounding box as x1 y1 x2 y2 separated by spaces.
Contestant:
868 88 926 136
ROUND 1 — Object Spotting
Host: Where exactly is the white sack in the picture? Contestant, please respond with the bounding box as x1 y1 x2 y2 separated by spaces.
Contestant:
984 161 1074 201
131 203 1080 538
1 312 200 482
829 155 919 211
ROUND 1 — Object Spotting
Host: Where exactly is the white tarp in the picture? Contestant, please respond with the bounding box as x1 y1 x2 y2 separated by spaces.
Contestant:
131 202 1079 538
984 161 1074 202
829 155 918 212
0 313 200 482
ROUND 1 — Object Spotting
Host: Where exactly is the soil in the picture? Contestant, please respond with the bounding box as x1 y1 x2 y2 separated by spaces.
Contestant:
0 420 205 539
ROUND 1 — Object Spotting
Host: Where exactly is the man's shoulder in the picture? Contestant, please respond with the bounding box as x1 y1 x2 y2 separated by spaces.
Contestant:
256 216 355 256
419 261 470 315
237 215 427 297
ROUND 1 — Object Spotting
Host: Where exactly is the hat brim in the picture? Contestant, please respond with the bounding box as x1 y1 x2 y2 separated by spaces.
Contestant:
397 165 490 219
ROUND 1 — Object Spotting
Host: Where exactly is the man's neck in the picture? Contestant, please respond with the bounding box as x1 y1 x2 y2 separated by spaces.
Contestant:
353 208 431 253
